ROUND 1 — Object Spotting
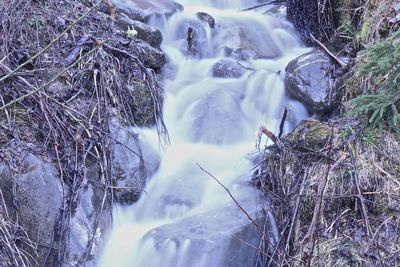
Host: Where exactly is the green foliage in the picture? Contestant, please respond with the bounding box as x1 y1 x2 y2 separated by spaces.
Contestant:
361 128 378 148
348 30 400 133
125 26 137 38
29 17 46 30
337 22 356 40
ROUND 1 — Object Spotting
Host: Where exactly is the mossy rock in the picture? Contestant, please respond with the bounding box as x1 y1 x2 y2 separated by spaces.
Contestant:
130 80 156 126
287 119 333 150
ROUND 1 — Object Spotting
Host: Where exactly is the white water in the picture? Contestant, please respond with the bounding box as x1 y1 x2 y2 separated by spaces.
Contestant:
99 1 309 267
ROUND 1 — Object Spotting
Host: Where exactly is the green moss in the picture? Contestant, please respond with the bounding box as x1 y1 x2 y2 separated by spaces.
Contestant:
288 120 334 150
305 122 332 149
360 18 370 43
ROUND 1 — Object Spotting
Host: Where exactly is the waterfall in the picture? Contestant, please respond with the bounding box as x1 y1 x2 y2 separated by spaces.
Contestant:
98 1 309 266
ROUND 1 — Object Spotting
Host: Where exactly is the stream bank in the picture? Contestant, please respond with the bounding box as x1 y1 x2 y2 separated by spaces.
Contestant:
253 0 400 265
0 0 173 265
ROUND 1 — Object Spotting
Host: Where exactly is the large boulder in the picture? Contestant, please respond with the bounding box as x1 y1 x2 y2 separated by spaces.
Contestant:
139 196 265 267
284 49 343 114
180 89 250 145
0 145 63 266
211 58 246 78
67 177 111 267
110 123 160 205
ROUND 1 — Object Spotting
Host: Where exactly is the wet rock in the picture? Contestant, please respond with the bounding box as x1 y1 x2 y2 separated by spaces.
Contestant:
211 58 246 78
231 47 258 61
216 21 283 59
263 3 288 20
132 40 165 70
134 164 207 220
284 49 342 114
110 123 160 205
68 179 109 267
175 19 208 58
117 13 163 48
196 12 215 28
181 90 249 144
111 0 183 22
0 149 63 265
287 119 333 150
145 195 264 267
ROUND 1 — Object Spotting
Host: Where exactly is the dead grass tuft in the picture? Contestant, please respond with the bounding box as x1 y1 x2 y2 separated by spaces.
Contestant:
253 119 400 266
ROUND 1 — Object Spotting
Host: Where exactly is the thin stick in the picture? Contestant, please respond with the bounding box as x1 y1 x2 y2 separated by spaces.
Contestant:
278 107 288 139
310 33 346 68
197 163 265 234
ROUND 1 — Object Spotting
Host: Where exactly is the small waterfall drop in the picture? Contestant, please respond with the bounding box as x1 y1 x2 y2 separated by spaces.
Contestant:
98 1 309 267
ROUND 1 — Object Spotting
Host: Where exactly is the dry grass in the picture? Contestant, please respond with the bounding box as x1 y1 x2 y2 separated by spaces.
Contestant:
253 119 400 266
361 0 399 43
0 189 37 267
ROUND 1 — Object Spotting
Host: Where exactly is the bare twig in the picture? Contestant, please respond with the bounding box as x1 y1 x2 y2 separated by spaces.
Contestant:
310 33 346 68
278 107 288 139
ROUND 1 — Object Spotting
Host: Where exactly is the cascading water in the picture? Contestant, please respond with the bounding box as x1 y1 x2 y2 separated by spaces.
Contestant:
99 1 309 266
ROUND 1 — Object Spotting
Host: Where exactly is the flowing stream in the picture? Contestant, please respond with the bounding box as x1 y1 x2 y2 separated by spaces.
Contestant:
99 1 309 266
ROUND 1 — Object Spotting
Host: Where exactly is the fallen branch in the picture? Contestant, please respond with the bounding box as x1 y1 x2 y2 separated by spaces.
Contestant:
310 33 346 68
256 125 279 150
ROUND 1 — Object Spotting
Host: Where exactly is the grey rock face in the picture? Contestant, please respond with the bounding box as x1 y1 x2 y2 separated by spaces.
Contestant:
68 178 109 267
285 49 342 114
144 195 264 267
0 151 63 265
110 123 160 205
132 40 165 70
211 58 246 78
